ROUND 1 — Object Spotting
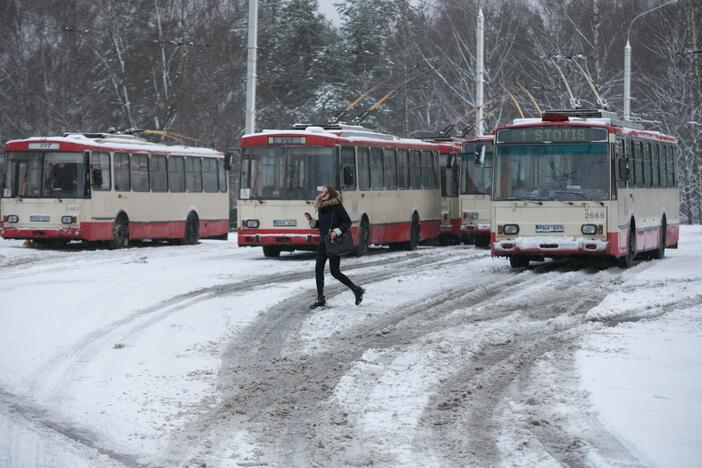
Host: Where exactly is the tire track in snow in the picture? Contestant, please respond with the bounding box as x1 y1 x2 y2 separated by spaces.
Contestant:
7 248 471 466
168 250 553 466
414 271 631 467
0 387 144 468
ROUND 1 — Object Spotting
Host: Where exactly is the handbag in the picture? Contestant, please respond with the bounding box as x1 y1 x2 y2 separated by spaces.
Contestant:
325 209 355 256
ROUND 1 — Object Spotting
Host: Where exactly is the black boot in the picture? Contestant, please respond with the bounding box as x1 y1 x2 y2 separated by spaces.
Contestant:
310 295 326 309
353 287 365 306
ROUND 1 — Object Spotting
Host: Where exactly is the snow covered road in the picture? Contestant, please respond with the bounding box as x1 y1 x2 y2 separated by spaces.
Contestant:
0 230 701 467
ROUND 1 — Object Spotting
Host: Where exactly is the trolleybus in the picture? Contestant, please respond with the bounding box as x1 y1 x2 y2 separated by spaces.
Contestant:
491 109 679 268
1 132 229 247
433 139 461 243
237 124 442 257
460 135 493 246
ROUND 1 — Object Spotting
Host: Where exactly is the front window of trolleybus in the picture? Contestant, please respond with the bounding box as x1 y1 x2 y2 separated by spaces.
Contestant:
461 142 493 195
494 142 609 202
241 147 334 200
4 152 86 198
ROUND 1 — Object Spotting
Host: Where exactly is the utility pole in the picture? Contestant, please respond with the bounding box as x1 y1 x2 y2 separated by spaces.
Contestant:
245 0 258 134
623 0 677 121
475 7 485 136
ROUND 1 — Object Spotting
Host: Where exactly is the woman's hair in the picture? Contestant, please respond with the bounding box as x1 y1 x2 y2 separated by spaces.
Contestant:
315 185 342 210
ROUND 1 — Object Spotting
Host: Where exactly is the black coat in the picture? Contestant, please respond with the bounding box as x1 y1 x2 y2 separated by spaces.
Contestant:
313 202 351 238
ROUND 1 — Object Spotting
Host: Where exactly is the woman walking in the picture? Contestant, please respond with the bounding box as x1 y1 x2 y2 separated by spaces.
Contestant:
305 185 365 309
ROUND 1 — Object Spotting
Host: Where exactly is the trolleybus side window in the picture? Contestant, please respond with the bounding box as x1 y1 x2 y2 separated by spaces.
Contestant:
370 148 384 189
383 149 398 190
114 152 131 192
131 153 150 192
217 159 227 193
357 147 370 190
340 147 356 190
644 143 653 187
433 151 441 189
149 155 168 192
421 150 434 189
672 146 677 186
203 158 219 193
397 149 409 189
409 150 422 189
186 157 203 192
626 139 637 187
90 152 111 191
633 141 643 187
666 146 673 187
168 156 186 192
652 144 660 187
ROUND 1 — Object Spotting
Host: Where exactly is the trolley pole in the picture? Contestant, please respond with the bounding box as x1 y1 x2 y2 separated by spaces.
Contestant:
245 0 258 134
475 8 485 136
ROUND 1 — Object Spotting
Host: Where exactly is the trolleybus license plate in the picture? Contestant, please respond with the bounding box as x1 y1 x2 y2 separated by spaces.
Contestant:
535 224 564 233
29 215 50 222
273 219 297 226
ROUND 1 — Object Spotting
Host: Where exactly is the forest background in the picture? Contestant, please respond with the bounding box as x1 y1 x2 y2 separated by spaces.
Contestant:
1 0 700 222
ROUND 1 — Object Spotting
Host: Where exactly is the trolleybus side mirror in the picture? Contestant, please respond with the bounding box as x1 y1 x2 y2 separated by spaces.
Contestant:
224 152 233 171
475 145 486 166
618 157 628 182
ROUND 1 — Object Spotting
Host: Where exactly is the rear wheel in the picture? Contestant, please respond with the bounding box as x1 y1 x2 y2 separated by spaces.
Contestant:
651 218 666 260
405 214 420 251
110 215 129 249
354 218 369 257
509 255 529 269
263 246 281 258
618 223 637 268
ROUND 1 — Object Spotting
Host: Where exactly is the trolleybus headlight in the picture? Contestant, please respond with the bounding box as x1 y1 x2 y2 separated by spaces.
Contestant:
61 216 76 225
503 224 519 235
245 219 260 228
5 215 19 224
581 224 597 235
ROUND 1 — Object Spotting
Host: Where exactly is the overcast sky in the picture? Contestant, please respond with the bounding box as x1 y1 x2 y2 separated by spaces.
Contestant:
317 0 341 25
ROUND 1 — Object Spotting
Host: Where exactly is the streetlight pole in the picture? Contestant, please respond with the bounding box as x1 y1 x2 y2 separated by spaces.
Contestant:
623 0 677 121
245 0 258 134
475 8 485 136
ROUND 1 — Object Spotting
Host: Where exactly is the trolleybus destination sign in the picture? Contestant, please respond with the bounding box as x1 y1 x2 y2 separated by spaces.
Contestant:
497 127 607 144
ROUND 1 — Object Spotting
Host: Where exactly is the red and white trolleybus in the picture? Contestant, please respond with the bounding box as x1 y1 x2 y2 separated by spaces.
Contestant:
491 109 679 268
459 135 494 247
237 124 442 257
1 132 229 247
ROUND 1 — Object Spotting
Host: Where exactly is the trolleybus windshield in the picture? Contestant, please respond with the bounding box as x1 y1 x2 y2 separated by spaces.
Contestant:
494 143 609 202
4 152 86 199
241 146 334 200
461 142 493 195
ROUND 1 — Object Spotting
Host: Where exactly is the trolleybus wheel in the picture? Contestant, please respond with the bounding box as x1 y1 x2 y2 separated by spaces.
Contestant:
263 246 281 258
618 222 637 268
181 213 200 245
110 215 129 249
405 214 420 251
354 217 370 257
509 255 529 269
652 217 666 260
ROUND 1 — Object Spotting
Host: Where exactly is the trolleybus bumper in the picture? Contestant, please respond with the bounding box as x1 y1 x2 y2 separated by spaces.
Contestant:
493 236 609 257
0 227 82 240
237 229 321 248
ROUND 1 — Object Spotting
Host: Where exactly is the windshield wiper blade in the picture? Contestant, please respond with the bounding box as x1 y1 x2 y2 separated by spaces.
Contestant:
547 197 574 206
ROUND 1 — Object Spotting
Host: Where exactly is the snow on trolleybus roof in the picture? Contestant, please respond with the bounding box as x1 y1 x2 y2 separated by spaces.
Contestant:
4 133 223 157
240 124 440 149
495 109 676 144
